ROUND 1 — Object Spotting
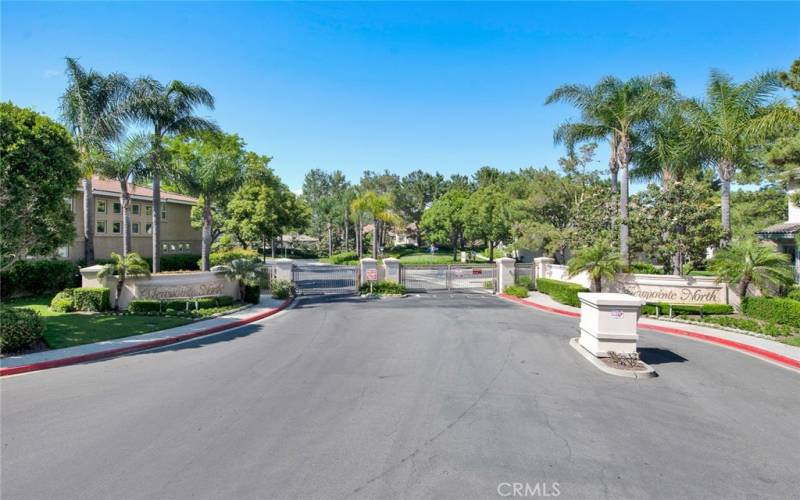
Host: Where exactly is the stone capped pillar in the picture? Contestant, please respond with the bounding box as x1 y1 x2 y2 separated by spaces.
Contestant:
533 257 554 283
360 258 378 286
80 264 117 305
274 258 294 282
383 258 400 283
496 257 516 293
578 292 644 357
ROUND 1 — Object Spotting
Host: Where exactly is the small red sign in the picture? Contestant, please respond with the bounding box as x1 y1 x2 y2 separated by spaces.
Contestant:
366 268 378 281
472 268 482 275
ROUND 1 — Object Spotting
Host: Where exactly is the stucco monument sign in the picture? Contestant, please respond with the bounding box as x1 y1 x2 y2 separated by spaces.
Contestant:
613 274 726 304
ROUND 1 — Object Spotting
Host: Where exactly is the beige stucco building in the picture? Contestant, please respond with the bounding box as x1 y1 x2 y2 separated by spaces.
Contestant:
64 176 201 262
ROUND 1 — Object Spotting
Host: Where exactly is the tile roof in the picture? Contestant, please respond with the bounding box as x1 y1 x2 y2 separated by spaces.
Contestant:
82 176 197 204
756 222 800 236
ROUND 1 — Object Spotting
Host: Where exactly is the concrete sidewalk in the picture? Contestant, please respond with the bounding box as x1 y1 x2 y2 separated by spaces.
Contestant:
503 291 800 371
1 295 291 375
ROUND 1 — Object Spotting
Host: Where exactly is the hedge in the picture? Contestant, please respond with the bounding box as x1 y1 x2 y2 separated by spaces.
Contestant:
696 315 797 337
128 295 235 314
244 285 261 304
515 275 534 290
743 297 800 328
72 288 110 312
207 249 260 267
504 284 529 298
787 288 800 302
0 259 79 298
271 280 292 300
535 278 588 307
50 290 75 312
0 307 45 352
630 262 663 275
157 254 201 272
641 303 733 316
359 280 406 295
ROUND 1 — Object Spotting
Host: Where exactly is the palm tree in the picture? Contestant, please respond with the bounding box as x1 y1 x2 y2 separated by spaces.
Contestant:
223 258 268 302
172 150 242 271
97 252 151 310
97 134 150 256
548 75 675 267
567 241 624 292
710 240 794 302
127 78 218 272
686 70 793 247
60 57 130 265
350 191 400 259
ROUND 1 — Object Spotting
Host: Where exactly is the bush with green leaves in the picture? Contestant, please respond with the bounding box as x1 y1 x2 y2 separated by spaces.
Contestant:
324 252 360 265
0 259 80 298
504 284 529 298
128 295 235 314
695 315 796 337
128 300 162 314
787 287 800 302
630 262 664 275
0 307 45 352
158 254 201 272
71 288 110 312
207 249 260 267
244 285 260 304
516 275 534 290
641 303 733 316
271 280 293 299
49 290 76 312
536 278 588 307
359 280 406 295
742 297 800 328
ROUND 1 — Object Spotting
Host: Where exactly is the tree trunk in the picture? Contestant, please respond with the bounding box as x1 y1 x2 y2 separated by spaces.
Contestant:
201 197 212 271
151 172 162 273
357 218 362 258
262 236 267 263
115 279 124 311
489 240 495 263
416 224 422 247
594 276 602 293
739 275 751 303
281 234 286 258
452 234 458 262
617 136 631 268
608 135 619 193
372 218 379 259
271 237 276 259
718 159 734 248
327 223 333 258
82 177 95 265
120 181 132 257
343 215 349 253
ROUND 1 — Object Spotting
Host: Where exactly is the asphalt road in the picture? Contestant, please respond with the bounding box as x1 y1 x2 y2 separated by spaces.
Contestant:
2 293 799 500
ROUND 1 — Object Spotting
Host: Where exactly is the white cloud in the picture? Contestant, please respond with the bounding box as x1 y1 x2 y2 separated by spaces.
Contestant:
42 69 61 79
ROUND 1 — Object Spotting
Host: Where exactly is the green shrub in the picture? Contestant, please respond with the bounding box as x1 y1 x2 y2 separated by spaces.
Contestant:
641 302 734 316
630 262 663 275
72 287 110 312
128 295 234 314
216 295 235 307
535 278 588 307
207 249 260 267
0 259 79 298
504 284 529 298
128 299 162 314
516 275 533 290
688 270 716 277
244 285 261 304
158 254 201 272
787 287 800 302
0 307 45 352
698 315 796 337
324 252 359 265
743 296 800 328
49 290 75 312
359 280 406 295
271 280 293 300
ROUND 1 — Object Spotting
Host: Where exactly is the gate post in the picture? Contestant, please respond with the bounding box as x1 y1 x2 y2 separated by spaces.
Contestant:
275 258 294 282
360 258 378 287
383 258 400 283
533 257 554 284
496 257 515 293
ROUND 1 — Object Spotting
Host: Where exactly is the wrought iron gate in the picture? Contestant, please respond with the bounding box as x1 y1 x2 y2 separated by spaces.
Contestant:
401 264 496 293
292 264 359 295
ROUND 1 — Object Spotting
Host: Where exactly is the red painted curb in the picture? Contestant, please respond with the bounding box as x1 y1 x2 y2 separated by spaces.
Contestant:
0 297 294 377
499 293 800 371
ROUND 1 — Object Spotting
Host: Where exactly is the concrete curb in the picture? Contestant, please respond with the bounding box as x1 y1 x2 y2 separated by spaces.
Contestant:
569 338 657 379
499 293 800 373
0 297 294 377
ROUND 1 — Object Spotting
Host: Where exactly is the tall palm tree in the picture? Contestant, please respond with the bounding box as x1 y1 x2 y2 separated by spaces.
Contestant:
686 70 793 247
350 191 399 259
548 75 675 267
709 240 794 302
127 78 218 272
97 134 150 257
60 57 130 265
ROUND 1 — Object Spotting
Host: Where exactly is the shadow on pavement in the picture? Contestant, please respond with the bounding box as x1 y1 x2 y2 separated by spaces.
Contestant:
638 347 688 365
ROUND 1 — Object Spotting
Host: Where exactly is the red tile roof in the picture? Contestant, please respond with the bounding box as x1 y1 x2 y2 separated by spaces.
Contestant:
83 176 198 204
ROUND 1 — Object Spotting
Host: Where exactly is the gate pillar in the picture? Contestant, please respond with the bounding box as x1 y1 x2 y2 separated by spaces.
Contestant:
383 258 400 283
533 257 554 282
496 257 516 293
275 258 294 282
360 258 378 286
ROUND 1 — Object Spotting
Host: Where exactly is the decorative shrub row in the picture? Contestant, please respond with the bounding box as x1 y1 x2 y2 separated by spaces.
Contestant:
743 297 800 328
641 303 733 316
158 254 201 272
244 285 261 304
271 279 293 300
326 252 360 265
0 259 80 298
535 278 588 307
128 295 235 314
629 262 664 275
787 287 800 302
692 315 797 337
515 275 534 290
207 249 260 267
359 280 406 295
48 287 110 312
504 284 529 298
0 307 45 352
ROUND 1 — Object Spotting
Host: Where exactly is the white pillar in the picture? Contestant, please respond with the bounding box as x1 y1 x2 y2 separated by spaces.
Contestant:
360 258 378 286
460 251 467 263
496 257 516 293
80 265 117 304
383 258 400 283
578 292 644 357
533 256 554 283
274 258 294 282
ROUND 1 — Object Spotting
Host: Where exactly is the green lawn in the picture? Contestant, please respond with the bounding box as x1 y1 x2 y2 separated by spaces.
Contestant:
5 296 193 349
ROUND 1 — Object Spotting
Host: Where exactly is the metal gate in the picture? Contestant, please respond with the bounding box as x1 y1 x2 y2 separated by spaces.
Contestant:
401 264 496 293
292 264 359 295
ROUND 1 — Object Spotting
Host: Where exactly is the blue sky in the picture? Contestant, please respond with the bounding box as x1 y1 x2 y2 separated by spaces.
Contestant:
2 2 799 192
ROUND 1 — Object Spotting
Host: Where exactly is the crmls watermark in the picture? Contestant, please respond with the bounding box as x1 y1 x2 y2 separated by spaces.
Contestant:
497 482 561 497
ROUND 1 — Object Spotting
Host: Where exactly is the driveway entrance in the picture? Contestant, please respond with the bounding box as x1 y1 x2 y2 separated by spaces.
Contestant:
292 264 359 295
400 264 496 293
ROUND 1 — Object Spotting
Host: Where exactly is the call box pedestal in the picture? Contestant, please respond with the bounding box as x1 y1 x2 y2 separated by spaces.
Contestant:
578 293 644 357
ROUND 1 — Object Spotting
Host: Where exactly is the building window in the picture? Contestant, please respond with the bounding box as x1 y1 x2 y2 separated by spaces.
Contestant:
145 223 152 234
112 202 121 214
57 246 69 258
132 204 140 215
162 243 169 252
96 220 106 234
96 200 106 213
161 205 167 221
112 222 121 234
132 223 140 234
145 206 152 217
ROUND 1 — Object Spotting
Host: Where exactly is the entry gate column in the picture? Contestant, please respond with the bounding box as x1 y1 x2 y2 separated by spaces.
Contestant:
360 258 378 287
496 257 515 293
383 258 400 283
275 258 294 282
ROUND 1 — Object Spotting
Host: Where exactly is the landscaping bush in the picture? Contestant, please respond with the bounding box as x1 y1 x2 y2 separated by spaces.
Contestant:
641 302 734 316
216 295 235 307
630 262 663 275
207 249 260 267
787 287 800 302
536 278 588 307
359 280 406 295
271 279 293 300
0 307 45 352
504 284 529 298
743 296 800 328
0 259 80 298
128 295 235 314
325 251 360 265
72 287 110 312
158 254 201 272
697 315 796 337
688 270 716 277
244 285 261 304
128 299 162 314
49 290 75 312
516 275 534 290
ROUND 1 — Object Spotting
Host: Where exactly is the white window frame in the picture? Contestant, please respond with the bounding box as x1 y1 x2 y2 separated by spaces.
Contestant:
96 200 106 213
132 204 141 216
112 202 121 214
132 222 140 234
96 220 107 234
112 221 121 234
